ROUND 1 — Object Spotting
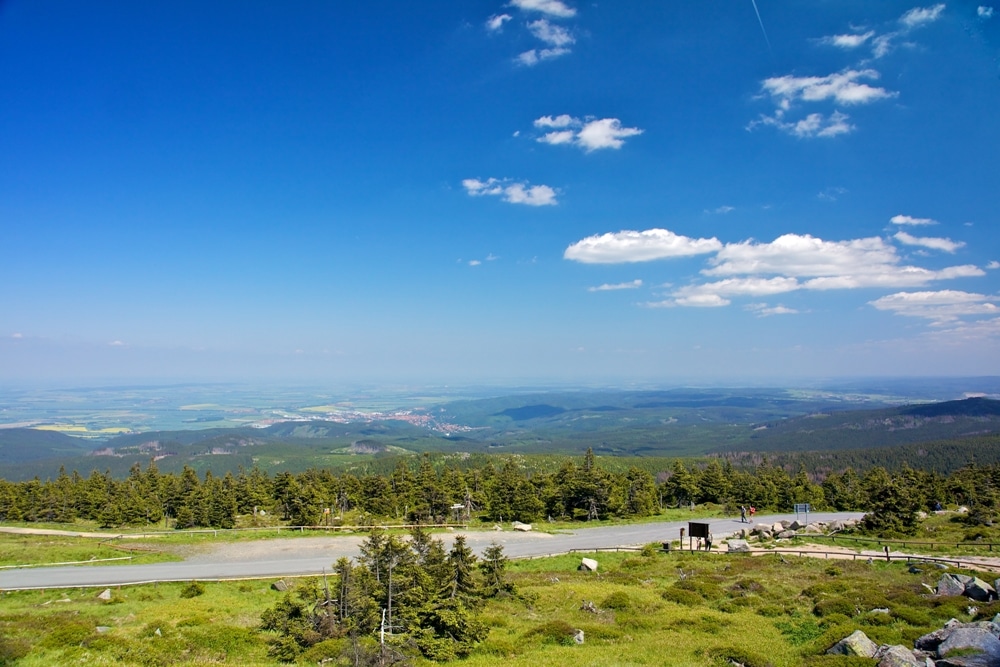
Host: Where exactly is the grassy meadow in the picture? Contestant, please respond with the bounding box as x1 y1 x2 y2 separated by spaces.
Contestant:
1 543 992 666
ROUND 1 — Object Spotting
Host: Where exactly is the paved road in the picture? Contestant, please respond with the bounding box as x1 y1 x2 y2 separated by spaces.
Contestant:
0 512 862 590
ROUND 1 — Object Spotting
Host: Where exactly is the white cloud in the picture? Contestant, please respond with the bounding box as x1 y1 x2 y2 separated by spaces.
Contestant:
564 228 723 264
486 253 499 261
510 0 577 18
989 261 1000 269
894 231 965 253
671 294 731 308
516 47 571 66
109 340 126 347
462 177 558 206
11 333 23 339
980 6 995 18
532 115 643 150
673 277 801 299
588 279 643 292
706 234 900 278
576 118 644 151
749 111 854 138
538 129 576 145
746 303 800 316
486 14 512 31
891 214 938 226
870 290 999 322
820 31 876 48
900 4 946 28
762 69 896 106
706 206 735 214
468 260 482 266
528 18 574 46
534 114 576 128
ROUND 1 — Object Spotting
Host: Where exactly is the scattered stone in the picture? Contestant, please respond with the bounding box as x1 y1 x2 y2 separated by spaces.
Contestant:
789 520 804 531
753 523 771 534
573 629 584 645
827 630 879 658
803 523 825 533
271 580 288 592
154 628 161 637
579 558 598 572
771 522 784 533
512 521 532 532
938 627 1000 661
580 600 598 613
95 626 111 634
829 520 847 532
937 574 968 597
97 589 112 601
493 524 502 531
877 644 922 667
726 539 751 553
776 530 797 539
871 607 891 614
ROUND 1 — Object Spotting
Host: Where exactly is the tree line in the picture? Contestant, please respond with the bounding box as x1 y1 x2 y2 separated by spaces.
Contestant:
0 449 997 533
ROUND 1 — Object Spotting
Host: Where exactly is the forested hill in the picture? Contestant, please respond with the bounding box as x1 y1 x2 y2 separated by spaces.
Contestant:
722 397 1000 453
0 428 92 464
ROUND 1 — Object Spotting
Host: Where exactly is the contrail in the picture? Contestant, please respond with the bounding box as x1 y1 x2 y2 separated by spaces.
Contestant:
750 0 772 51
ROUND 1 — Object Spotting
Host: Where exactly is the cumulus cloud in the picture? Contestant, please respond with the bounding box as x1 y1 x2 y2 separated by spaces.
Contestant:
510 0 576 18
588 279 643 292
980 6 995 18
891 214 938 226
820 31 876 48
900 4 946 28
584 229 985 309
762 69 896 106
870 290 999 322
564 228 722 264
533 115 643 151
748 111 854 138
468 260 482 266
989 261 1000 269
894 231 965 253
486 13 512 31
462 177 558 206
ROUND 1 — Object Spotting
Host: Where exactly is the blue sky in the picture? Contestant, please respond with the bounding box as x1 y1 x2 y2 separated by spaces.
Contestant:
1 1 999 385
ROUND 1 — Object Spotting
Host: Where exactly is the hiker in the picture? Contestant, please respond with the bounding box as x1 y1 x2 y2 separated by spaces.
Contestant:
739 505 747 523
749 505 756 520
705 532 713 551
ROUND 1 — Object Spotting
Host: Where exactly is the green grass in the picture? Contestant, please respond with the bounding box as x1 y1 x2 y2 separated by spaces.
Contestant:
0 534 179 567
1 537 990 665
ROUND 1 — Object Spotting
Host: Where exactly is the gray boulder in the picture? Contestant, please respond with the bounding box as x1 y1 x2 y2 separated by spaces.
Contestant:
827 630 879 658
829 520 847 532
578 558 598 572
789 520 804 531
726 539 751 553
776 530 797 539
512 521 532 531
573 629 584 645
271 580 288 592
938 627 1000 660
803 523 825 533
938 574 969 597
753 523 772 534
772 522 784 533
97 589 112 601
877 645 923 667
965 577 997 602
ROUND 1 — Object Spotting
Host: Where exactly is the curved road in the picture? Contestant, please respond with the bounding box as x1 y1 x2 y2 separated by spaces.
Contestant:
0 512 862 590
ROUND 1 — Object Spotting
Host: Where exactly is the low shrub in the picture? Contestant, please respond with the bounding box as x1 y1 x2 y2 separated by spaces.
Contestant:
600 590 632 610
180 581 205 598
661 587 703 606
523 620 577 646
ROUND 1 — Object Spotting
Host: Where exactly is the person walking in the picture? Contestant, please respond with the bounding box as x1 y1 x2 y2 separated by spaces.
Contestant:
706 532 713 551
739 505 747 523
